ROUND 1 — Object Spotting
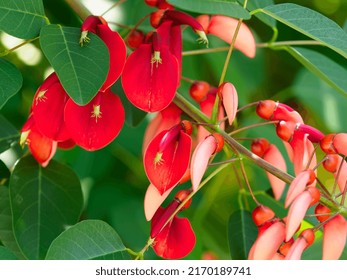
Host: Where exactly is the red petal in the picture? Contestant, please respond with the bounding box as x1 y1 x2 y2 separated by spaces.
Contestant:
57 139 76 150
152 209 196 259
28 125 57 167
208 15 256 58
191 135 217 192
96 24 126 91
144 183 172 221
64 90 124 151
121 44 179 112
263 144 287 200
32 81 70 141
144 130 192 194
323 215 347 260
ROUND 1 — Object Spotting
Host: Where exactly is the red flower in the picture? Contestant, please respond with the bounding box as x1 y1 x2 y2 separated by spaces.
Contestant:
144 121 192 194
64 89 125 151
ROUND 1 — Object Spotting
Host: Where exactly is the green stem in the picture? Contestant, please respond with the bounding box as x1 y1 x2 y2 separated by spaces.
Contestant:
0 38 38 57
65 0 91 20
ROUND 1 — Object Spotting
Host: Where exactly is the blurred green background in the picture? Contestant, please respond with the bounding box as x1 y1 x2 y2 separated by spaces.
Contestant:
0 0 346 259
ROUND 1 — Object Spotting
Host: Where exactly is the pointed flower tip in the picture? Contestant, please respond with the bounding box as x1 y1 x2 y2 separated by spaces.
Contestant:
144 184 172 221
285 170 314 208
218 82 238 125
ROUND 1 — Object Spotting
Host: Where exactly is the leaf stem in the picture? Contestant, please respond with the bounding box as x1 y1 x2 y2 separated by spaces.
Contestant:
65 0 91 20
0 38 38 57
228 120 278 136
101 0 127 17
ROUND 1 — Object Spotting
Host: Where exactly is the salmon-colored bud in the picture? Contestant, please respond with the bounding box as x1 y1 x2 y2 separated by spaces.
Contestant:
278 238 294 257
314 203 331 223
296 123 324 143
218 82 238 125
201 251 218 260
189 81 209 102
181 120 193 135
285 191 312 241
174 189 192 210
307 187 320 206
322 214 347 260
150 9 166 28
333 133 347 157
300 228 315 247
276 121 296 142
212 133 224 153
251 138 270 158
320 134 337 154
256 100 277 120
323 154 339 173
285 170 316 208
252 205 275 227
144 184 172 221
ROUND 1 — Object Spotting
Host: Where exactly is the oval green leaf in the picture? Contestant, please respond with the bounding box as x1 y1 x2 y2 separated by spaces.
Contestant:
285 46 347 97
0 0 48 39
46 220 130 260
167 0 250 20
228 209 257 260
9 155 83 259
0 246 18 260
40 24 110 105
0 59 23 109
259 4 347 58
0 186 24 259
0 115 19 153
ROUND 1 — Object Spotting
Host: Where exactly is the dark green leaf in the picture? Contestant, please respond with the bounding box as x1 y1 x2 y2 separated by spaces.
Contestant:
9 156 83 259
40 24 109 105
0 245 18 259
0 0 48 39
238 0 276 27
167 0 250 20
0 160 10 184
0 115 19 153
0 59 23 109
285 47 347 96
0 186 24 259
46 220 130 260
260 4 347 58
228 210 257 260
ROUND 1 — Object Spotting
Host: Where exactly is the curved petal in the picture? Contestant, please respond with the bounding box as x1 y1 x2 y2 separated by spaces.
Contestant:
208 15 256 58
122 44 179 112
285 191 311 241
152 208 196 259
335 155 347 192
220 82 238 125
32 82 70 141
144 130 192 194
273 104 303 123
285 170 312 208
144 183 172 221
285 238 307 260
263 144 287 200
291 133 316 175
191 135 217 192
96 24 127 91
251 222 286 260
64 90 124 151
322 215 347 260
333 133 347 157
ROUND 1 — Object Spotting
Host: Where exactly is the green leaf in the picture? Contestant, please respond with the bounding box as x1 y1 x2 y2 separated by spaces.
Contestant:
0 115 19 153
238 0 276 27
40 24 110 105
285 47 347 96
228 210 257 260
259 4 347 58
0 0 48 39
0 246 18 260
46 220 130 260
0 160 10 184
9 156 83 259
0 59 23 109
167 0 250 20
0 186 24 259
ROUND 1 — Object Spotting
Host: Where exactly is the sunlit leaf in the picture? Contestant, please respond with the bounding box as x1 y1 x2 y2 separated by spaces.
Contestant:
285 47 347 96
46 220 130 260
260 4 347 58
0 59 23 109
167 0 250 19
228 210 257 259
9 156 83 259
0 0 48 39
40 24 109 105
